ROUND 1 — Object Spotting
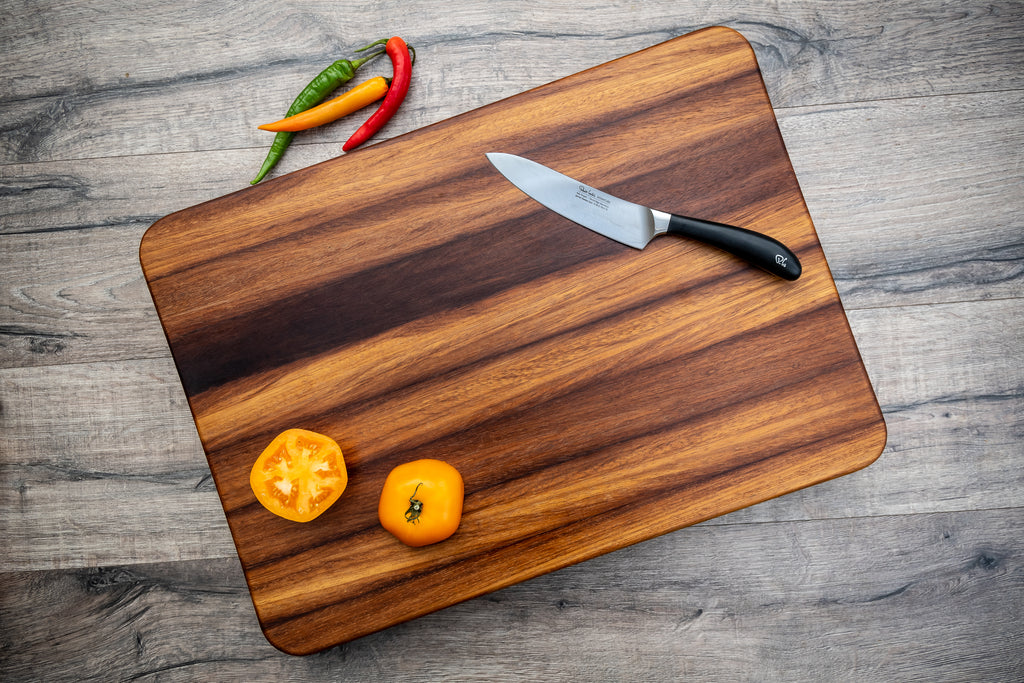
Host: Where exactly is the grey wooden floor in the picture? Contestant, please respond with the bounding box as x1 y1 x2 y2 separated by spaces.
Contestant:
2 2 1022 680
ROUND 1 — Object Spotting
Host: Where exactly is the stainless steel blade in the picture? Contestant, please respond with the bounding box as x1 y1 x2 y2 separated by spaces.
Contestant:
486 153 669 249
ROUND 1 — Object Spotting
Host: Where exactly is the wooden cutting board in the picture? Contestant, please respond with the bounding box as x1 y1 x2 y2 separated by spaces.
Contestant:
140 26 886 654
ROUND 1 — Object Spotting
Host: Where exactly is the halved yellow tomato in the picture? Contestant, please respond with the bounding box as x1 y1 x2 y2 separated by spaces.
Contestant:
249 428 347 523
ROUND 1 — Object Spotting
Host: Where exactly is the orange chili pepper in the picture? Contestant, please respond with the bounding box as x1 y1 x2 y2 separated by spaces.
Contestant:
257 76 391 133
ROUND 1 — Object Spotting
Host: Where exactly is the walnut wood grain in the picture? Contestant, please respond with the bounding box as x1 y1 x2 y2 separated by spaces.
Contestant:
139 27 885 654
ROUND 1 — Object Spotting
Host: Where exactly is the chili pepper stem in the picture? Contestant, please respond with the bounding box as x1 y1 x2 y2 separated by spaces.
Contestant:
350 47 385 69
355 38 389 52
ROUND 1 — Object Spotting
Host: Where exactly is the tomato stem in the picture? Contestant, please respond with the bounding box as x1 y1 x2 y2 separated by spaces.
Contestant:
405 482 424 523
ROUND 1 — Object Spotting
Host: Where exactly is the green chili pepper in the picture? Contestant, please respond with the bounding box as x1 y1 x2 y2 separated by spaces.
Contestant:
251 43 385 184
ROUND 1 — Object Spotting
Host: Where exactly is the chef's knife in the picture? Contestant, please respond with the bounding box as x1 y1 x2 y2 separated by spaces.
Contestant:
486 153 802 281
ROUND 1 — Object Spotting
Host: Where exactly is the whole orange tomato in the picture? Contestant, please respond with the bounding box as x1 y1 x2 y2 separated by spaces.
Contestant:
378 459 464 547
249 429 348 523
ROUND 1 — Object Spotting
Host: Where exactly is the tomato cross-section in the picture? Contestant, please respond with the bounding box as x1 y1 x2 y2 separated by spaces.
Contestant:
250 429 348 523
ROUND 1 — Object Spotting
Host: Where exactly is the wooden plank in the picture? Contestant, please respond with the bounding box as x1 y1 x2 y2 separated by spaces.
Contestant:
0 359 235 571
1 1 1021 164
0 226 169 369
2 508 1020 678
0 152 246 236
778 90 1024 309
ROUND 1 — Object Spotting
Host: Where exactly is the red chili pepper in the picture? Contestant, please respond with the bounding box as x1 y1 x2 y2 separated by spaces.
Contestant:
341 36 412 152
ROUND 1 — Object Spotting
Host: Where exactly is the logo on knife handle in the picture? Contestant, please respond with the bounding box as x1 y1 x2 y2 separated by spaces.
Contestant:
775 254 788 267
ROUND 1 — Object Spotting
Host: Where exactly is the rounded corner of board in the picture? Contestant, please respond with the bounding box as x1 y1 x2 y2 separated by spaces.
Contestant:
256 625 321 658
694 25 757 54
863 415 889 469
847 412 889 475
138 212 180 269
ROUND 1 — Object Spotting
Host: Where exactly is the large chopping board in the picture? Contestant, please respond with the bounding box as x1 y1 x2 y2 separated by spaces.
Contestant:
140 27 886 654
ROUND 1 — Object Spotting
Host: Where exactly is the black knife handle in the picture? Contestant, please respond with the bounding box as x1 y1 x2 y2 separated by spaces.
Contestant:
667 214 802 281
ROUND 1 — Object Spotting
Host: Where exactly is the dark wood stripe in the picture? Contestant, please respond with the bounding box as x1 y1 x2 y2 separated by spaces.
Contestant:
170 211 619 396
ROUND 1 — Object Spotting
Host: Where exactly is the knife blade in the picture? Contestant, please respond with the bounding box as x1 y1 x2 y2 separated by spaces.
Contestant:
485 152 802 281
